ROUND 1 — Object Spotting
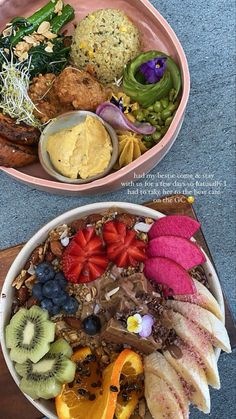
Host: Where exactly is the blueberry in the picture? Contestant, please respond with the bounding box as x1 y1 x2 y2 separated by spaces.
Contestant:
82 315 101 336
54 272 67 289
41 298 53 312
53 291 68 306
32 283 43 301
42 280 62 298
35 262 55 283
63 297 79 315
50 305 61 316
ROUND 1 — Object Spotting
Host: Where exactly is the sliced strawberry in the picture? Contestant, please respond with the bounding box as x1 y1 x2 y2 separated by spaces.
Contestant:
62 227 108 283
103 220 127 243
103 221 147 268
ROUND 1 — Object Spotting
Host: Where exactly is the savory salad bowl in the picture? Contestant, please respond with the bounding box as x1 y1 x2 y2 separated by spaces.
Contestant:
0 0 190 195
0 202 226 419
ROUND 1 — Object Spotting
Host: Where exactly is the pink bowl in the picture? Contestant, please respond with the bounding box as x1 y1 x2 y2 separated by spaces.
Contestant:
0 0 190 195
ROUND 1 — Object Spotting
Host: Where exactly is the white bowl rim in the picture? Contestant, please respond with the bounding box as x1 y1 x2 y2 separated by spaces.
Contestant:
0 202 224 419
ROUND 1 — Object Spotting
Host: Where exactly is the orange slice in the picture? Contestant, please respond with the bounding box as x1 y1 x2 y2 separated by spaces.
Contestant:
115 392 139 419
56 348 143 419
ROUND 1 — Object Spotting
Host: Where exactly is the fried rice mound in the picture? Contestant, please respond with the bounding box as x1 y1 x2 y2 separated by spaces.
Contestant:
71 8 141 84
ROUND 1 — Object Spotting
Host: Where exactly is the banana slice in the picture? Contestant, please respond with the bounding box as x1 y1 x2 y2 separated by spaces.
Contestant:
145 370 184 419
167 310 220 389
166 300 231 353
175 279 223 321
163 345 210 414
144 352 189 418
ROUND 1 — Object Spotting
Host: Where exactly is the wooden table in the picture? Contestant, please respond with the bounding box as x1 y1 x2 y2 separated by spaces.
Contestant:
1 195 235 418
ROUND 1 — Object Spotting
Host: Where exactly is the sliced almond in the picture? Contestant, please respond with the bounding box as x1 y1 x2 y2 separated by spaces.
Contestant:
44 31 57 40
2 26 13 38
18 52 28 62
32 33 45 42
54 0 63 15
23 35 40 46
15 41 31 53
37 21 51 35
45 42 54 53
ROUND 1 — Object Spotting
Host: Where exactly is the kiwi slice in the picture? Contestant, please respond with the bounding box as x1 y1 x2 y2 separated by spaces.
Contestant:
5 305 55 364
15 339 76 400
50 338 73 358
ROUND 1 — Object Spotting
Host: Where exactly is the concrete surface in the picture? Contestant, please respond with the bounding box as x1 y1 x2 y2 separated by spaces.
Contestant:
0 0 235 418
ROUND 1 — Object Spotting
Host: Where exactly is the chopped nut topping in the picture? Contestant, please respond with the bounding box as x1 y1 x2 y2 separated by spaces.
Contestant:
85 293 92 302
25 274 37 290
12 270 28 289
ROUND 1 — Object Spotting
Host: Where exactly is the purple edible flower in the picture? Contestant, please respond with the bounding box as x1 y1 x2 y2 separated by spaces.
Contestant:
139 314 154 338
110 96 124 112
139 57 167 84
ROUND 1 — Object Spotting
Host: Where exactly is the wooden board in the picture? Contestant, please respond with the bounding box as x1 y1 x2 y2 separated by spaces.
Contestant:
0 194 235 419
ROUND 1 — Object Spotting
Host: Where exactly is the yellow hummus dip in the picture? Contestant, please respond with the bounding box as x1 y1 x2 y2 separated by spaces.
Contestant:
46 116 113 179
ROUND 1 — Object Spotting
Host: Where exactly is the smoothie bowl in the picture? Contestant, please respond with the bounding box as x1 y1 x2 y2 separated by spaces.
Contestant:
0 202 231 419
0 0 190 195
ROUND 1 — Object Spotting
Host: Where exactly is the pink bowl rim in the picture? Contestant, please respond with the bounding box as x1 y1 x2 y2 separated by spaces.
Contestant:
0 0 190 192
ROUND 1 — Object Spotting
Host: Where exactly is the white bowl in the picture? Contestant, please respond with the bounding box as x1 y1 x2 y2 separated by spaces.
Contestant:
0 202 225 419
39 111 119 184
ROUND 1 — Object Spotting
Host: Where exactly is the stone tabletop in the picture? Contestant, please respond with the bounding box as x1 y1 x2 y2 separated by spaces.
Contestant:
0 0 235 418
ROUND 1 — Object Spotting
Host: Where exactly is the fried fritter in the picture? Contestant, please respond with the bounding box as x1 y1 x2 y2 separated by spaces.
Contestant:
54 67 109 110
29 68 109 123
29 74 66 124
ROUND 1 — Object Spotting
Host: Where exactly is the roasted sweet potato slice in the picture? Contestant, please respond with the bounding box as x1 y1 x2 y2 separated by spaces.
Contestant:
0 112 40 145
0 135 38 168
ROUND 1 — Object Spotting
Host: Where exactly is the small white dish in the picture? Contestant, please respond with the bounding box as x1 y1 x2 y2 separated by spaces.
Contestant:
39 111 119 184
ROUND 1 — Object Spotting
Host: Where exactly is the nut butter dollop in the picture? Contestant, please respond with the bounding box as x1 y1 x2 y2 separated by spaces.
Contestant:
46 115 112 179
